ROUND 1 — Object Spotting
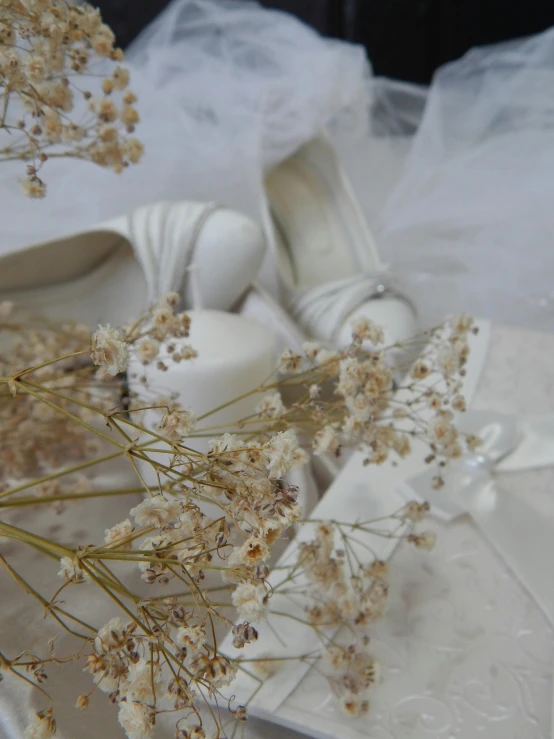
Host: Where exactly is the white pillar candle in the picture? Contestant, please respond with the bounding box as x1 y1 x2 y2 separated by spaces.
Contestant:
127 310 276 487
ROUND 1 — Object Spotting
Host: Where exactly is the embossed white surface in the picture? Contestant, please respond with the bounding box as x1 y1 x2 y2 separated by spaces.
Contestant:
273 521 553 739
1 325 552 739
243 324 554 739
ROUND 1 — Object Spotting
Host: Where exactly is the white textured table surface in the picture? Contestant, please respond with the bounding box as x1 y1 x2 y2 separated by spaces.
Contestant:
244 323 554 739
0 325 552 739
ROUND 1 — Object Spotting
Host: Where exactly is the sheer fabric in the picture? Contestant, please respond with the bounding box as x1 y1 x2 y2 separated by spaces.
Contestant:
0 0 370 259
375 30 554 331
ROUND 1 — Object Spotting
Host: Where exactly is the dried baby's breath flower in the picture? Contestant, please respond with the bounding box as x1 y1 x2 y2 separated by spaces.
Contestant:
206 655 237 688
303 341 322 361
437 346 459 376
452 393 467 411
364 560 389 579
90 324 128 375
315 348 338 366
0 0 142 192
175 624 205 654
118 700 155 739
233 705 248 721
324 645 348 670
309 383 320 399
156 409 196 440
231 582 268 622
255 391 286 419
350 316 384 345
432 475 444 490
180 345 198 360
176 726 206 739
120 105 139 127
228 535 270 567
112 66 130 90
401 501 430 523
95 617 134 652
76 695 89 710
124 137 144 164
24 709 56 739
58 556 85 583
411 359 430 379
0 305 471 739
313 425 340 456
231 622 258 649
408 531 437 551
104 520 134 549
130 495 181 528
158 291 180 308
340 693 369 718
136 338 160 364
21 176 46 199
124 657 163 702
428 414 457 447
450 313 474 334
266 429 307 479
153 307 172 328
278 348 302 374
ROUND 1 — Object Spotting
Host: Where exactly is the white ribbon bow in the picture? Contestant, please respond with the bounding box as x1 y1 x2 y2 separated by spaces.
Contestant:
400 410 554 624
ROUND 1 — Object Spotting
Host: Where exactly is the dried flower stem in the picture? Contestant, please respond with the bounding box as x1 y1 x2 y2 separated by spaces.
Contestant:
0 303 475 738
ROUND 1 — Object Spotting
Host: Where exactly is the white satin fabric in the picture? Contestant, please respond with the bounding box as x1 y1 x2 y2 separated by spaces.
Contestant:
0 200 267 326
100 201 221 306
97 200 267 313
288 270 412 343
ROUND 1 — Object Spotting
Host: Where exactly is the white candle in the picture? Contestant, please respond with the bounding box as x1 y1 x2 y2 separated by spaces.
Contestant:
127 310 276 487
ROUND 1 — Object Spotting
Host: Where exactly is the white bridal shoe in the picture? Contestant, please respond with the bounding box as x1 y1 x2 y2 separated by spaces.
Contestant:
263 136 418 351
0 200 266 325
0 198 321 514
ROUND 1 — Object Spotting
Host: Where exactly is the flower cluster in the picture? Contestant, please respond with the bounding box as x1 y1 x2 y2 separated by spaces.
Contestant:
89 614 220 737
0 308 121 489
0 0 142 196
91 291 193 380
325 641 379 718
298 507 434 632
0 309 470 738
406 314 480 487
299 523 390 629
287 502 433 717
90 324 128 376
117 427 306 590
54 422 309 734
0 17 478 736
0 291 195 505
256 315 476 473
81 605 240 739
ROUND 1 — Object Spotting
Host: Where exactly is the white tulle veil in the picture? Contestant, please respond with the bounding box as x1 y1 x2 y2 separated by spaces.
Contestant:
0 0 370 254
0 0 553 331
375 30 554 331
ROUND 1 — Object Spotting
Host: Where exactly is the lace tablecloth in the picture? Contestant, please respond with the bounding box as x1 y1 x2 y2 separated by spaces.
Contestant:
1 324 553 739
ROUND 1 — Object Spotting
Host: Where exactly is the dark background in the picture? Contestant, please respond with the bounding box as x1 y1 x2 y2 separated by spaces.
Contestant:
95 0 554 84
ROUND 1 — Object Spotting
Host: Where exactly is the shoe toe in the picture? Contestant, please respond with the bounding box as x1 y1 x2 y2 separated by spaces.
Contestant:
193 208 266 310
